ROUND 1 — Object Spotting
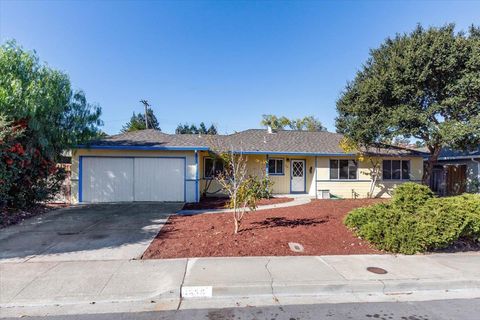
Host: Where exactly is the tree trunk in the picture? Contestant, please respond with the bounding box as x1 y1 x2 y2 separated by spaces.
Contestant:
233 217 239 234
423 147 441 187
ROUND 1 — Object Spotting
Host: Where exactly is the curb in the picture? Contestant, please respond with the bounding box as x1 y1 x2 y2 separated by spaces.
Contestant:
181 279 480 299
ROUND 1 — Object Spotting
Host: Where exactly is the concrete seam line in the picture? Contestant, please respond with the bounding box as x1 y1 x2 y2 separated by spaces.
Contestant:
264 257 278 303
316 257 349 281
379 279 387 295
97 260 127 296
10 261 61 301
177 258 189 310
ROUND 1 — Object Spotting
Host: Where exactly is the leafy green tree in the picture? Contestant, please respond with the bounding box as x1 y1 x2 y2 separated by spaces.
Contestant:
175 122 217 134
0 40 102 208
290 116 327 132
336 24 480 182
260 114 291 130
121 108 160 132
261 114 326 131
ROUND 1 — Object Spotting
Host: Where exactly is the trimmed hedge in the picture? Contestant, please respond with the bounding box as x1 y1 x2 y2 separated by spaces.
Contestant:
344 183 480 254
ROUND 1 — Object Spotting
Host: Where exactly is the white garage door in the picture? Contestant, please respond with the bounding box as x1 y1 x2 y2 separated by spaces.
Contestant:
81 157 185 203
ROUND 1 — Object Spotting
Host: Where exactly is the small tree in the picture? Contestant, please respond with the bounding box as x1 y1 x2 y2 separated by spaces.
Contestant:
215 150 258 234
339 137 382 198
121 108 160 132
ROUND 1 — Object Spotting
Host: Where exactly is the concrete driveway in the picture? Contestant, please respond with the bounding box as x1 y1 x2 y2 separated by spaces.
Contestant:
0 203 183 263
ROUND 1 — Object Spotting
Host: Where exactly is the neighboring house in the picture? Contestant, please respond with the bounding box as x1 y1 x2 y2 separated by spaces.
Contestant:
426 147 480 196
71 129 424 203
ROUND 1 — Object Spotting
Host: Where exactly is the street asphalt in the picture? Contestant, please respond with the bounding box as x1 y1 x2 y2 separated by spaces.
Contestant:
3 298 479 320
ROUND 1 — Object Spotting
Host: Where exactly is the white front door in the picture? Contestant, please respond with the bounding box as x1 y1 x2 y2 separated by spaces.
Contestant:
291 159 306 193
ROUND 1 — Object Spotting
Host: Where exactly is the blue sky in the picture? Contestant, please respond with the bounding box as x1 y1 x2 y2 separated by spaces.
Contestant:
1 0 479 135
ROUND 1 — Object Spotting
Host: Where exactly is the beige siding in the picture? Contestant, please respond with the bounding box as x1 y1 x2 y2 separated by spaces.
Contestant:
71 149 198 203
182 150 423 200
316 156 424 198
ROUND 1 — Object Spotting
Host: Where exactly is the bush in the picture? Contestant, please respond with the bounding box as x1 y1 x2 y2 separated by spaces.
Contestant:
391 182 434 213
0 117 66 209
344 185 480 254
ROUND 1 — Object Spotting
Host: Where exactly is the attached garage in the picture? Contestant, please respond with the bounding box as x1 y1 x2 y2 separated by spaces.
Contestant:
80 157 186 203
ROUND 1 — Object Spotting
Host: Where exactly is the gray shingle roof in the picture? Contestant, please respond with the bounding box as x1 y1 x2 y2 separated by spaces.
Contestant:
437 147 480 160
82 129 422 156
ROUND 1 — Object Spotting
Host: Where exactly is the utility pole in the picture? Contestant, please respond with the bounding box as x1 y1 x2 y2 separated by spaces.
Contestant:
140 99 150 129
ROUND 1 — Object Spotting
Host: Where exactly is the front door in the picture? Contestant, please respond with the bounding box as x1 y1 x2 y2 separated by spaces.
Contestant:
291 159 306 193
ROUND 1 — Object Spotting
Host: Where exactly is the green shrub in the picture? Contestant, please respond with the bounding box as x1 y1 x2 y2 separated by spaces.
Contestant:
345 191 480 254
391 182 434 213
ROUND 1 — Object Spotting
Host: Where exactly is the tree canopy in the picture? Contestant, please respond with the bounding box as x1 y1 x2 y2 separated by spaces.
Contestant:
260 114 327 131
0 40 103 158
336 24 480 180
121 108 160 132
175 122 218 134
0 40 103 208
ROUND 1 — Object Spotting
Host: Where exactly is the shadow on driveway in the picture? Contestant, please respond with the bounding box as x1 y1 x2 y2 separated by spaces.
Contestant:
0 202 183 262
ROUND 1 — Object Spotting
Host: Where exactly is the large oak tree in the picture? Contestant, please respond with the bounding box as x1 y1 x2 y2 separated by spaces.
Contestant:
336 24 480 183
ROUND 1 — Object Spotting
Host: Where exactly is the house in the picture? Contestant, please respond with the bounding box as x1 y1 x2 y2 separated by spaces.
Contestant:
427 147 480 196
71 129 424 203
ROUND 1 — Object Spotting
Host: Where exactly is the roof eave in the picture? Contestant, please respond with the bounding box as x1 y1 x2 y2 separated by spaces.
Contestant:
75 145 210 151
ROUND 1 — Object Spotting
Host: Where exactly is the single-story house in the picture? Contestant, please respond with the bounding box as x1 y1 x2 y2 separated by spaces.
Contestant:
426 147 480 196
71 129 424 203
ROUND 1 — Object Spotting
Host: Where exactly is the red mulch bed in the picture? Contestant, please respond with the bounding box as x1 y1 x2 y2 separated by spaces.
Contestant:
143 199 385 259
182 197 294 210
1 203 68 229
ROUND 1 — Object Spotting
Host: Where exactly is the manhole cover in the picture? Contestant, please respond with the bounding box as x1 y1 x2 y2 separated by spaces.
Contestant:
367 267 388 274
288 242 304 253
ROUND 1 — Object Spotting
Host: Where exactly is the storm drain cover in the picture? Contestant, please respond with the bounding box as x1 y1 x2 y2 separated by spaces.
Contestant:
367 267 388 274
288 242 304 253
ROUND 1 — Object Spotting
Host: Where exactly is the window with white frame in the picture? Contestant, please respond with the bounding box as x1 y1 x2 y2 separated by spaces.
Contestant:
330 159 357 180
268 158 284 175
204 157 224 179
382 160 410 180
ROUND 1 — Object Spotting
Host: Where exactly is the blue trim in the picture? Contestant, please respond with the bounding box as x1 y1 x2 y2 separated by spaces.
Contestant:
78 156 83 202
234 151 357 156
195 151 199 203
76 145 358 156
290 159 306 193
76 145 208 151
78 156 187 202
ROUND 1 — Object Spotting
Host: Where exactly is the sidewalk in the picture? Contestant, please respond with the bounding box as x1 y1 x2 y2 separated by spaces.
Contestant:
176 195 313 215
1 253 479 317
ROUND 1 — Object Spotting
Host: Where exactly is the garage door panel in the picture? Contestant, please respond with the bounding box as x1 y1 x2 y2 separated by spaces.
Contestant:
82 157 134 203
134 158 185 202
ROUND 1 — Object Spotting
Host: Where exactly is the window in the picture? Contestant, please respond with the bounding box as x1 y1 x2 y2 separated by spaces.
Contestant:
204 157 224 179
383 160 410 180
330 159 357 180
268 158 284 175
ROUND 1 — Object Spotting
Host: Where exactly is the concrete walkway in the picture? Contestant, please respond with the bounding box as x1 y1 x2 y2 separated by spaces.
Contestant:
176 195 313 215
1 253 479 317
